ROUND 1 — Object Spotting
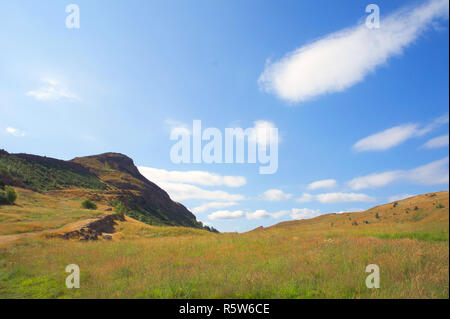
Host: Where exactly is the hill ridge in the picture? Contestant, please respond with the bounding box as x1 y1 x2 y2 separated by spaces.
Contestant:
0 149 208 230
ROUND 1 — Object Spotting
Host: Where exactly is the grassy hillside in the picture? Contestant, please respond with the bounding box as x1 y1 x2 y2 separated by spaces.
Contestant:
0 189 447 298
0 150 106 191
264 191 449 242
0 150 210 230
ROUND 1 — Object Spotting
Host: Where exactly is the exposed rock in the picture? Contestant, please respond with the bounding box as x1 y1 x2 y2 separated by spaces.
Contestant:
59 213 124 241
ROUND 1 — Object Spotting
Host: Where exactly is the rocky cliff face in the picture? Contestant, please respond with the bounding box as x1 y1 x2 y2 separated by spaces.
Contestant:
71 152 198 227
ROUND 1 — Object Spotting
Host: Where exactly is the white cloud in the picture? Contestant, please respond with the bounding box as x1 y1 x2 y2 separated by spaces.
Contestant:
353 116 449 152
316 192 375 203
138 166 246 188
296 192 374 203
258 0 449 103
5 127 26 137
246 209 273 220
245 208 320 220
295 193 314 203
388 194 415 202
260 189 292 201
348 171 400 190
329 208 365 214
191 201 237 214
151 181 244 202
290 208 321 220
408 157 449 185
353 124 419 152
307 179 337 190
229 120 280 151
251 120 279 150
208 210 244 220
423 134 449 149
348 157 449 190
138 167 246 202
27 79 78 101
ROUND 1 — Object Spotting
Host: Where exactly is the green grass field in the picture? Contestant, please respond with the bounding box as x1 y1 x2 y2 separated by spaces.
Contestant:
0 188 448 298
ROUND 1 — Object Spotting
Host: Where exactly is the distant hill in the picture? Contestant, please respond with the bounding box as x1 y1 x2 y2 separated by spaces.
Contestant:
253 191 449 241
0 149 213 231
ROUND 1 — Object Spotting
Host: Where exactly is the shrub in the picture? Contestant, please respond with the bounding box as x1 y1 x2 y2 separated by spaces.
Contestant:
81 199 97 210
0 192 9 205
114 201 126 216
436 204 445 209
5 187 17 204
414 206 419 211
393 202 398 207
352 221 358 226
0 179 5 190
375 212 380 219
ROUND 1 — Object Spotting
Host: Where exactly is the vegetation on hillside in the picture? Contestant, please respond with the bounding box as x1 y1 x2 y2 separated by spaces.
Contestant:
0 150 210 231
0 186 17 206
0 189 447 298
81 199 97 210
0 150 106 192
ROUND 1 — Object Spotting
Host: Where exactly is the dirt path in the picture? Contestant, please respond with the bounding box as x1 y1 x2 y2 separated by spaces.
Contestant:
0 217 101 245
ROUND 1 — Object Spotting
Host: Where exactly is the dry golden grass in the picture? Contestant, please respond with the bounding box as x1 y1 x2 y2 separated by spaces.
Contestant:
0 188 105 238
0 189 448 298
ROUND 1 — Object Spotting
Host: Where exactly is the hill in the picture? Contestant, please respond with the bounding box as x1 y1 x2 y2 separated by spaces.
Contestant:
0 149 211 230
259 191 449 241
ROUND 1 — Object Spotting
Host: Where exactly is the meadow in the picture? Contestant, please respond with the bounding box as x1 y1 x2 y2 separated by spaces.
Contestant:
0 189 448 298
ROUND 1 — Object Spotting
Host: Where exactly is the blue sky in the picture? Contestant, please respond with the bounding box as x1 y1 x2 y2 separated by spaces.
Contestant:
0 0 448 232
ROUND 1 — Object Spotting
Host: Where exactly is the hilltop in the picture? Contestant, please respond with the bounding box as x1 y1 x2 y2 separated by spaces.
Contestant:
0 149 212 230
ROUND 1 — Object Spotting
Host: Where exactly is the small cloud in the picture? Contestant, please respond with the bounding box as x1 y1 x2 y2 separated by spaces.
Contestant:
251 120 279 150
348 171 400 190
245 208 320 220
307 179 337 190
295 193 314 203
329 208 365 214
353 115 449 152
353 124 419 152
422 134 449 149
138 166 245 201
246 209 273 220
260 189 292 201
290 208 321 220
6 127 26 137
348 157 449 190
138 166 246 188
191 202 238 214
154 182 244 202
315 192 375 203
388 194 415 202
208 210 244 220
27 79 79 101
408 157 449 186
